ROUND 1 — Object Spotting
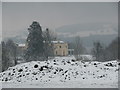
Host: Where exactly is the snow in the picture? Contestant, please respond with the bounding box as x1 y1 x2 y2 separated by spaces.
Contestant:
51 41 64 44
18 44 26 47
0 56 119 88
77 55 96 61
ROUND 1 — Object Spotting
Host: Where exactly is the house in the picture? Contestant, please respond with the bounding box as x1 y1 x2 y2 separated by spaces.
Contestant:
18 44 27 51
51 41 68 56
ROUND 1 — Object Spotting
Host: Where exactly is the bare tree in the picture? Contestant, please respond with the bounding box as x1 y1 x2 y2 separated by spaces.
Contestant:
44 28 57 41
118 37 120 61
0 42 2 72
6 39 18 66
91 41 105 61
1 40 17 71
106 37 118 60
73 36 86 60
2 41 8 71
43 28 57 59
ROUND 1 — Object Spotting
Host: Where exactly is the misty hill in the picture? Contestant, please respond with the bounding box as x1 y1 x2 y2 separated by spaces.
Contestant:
59 34 117 47
55 23 118 49
55 23 117 34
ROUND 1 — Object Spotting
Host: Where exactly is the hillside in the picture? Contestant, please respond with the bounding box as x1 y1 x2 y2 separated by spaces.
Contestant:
0 56 119 88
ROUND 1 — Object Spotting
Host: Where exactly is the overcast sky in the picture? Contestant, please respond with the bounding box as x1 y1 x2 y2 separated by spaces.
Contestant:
2 2 118 38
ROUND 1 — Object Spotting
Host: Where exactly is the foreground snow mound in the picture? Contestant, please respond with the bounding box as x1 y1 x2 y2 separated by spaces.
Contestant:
0 56 119 88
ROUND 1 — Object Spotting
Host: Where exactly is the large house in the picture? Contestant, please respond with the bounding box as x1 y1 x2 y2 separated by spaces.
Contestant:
51 41 68 56
18 40 70 56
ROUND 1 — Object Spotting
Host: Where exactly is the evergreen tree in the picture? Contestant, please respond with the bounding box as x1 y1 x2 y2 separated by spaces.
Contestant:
73 36 86 60
25 21 45 61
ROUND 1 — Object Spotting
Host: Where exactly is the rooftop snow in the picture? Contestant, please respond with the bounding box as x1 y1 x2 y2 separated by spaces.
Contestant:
18 44 26 47
51 41 64 44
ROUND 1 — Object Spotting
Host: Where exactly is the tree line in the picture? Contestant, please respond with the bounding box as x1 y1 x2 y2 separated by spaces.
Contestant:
1 21 119 72
91 37 118 62
68 36 118 62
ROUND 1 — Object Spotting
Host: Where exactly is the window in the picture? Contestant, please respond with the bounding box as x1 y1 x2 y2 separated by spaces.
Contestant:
59 46 61 48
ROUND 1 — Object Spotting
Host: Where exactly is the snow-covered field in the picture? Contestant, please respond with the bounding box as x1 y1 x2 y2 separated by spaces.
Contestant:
0 56 119 88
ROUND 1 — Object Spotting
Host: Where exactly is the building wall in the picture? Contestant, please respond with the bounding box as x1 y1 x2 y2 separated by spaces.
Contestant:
53 43 68 56
19 46 27 51
17 44 27 57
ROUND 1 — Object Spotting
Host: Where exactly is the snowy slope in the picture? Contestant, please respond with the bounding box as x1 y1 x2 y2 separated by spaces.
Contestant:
0 56 119 88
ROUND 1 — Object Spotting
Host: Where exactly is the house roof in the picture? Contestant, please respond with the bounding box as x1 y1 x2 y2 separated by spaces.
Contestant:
51 41 64 44
18 44 26 47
